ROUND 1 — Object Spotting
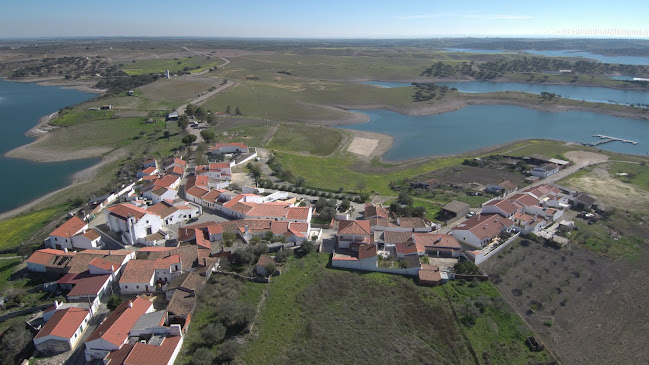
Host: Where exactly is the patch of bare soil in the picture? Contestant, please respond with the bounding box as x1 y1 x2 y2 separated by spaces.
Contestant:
424 164 526 186
482 240 649 365
564 151 609 167
566 166 649 210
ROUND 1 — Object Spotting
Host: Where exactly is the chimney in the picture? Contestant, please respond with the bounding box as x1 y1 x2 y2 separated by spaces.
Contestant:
244 225 249 234
108 251 112 256
128 301 133 308
54 300 59 309
63 247 68 253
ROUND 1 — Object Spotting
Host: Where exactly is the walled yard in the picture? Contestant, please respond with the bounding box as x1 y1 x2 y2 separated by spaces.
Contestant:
415 163 526 189
481 238 649 365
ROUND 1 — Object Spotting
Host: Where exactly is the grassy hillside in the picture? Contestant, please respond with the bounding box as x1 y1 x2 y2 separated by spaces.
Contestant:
240 253 554 365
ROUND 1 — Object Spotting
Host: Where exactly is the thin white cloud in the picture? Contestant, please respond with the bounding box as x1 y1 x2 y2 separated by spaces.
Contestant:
464 14 533 20
394 14 445 20
395 12 532 21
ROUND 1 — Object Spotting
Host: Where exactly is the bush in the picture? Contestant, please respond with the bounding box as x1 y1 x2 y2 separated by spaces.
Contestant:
219 339 241 363
253 243 268 257
191 347 215 365
0 323 33 365
202 322 226 344
218 301 256 329
300 240 316 255
107 294 122 311
276 247 291 263
231 247 255 267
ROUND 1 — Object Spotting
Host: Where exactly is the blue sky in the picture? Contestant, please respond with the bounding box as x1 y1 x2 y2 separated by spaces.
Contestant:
1 0 647 38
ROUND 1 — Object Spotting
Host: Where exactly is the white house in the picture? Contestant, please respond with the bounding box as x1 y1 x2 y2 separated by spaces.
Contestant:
208 142 249 154
147 200 201 226
450 214 515 249
143 187 178 204
26 249 75 273
531 164 560 178
48 216 88 250
119 255 182 295
84 297 154 361
336 220 372 250
196 162 232 181
481 199 519 218
34 307 91 355
105 203 164 245
136 166 158 179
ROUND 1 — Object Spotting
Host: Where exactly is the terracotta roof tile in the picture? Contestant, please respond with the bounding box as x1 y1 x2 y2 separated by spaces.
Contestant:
89 257 115 272
65 272 111 297
107 203 147 220
27 249 74 266
338 220 371 236
413 233 461 250
50 216 86 238
124 336 182 365
364 204 388 219
35 307 89 339
286 207 310 220
86 297 153 347
81 229 101 240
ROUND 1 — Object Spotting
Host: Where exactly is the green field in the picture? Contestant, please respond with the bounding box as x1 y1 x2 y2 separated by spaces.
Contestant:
267 123 343 156
0 206 65 250
119 57 223 75
435 280 553 365
275 151 463 195
608 161 649 189
240 253 553 364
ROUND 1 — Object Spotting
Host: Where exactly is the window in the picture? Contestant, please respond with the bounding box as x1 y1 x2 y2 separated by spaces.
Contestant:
54 237 57 241
124 285 128 288
136 285 140 289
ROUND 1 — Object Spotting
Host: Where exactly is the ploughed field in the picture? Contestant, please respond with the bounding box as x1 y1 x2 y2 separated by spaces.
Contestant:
481 238 649 365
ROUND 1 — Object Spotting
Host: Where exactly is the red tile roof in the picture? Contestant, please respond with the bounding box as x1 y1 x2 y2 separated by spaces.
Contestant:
418 266 442 284
89 257 115 272
357 244 377 260
166 165 184 176
147 201 178 218
256 254 274 267
201 189 222 203
27 249 74 266
119 260 156 284
124 336 182 365
82 230 101 240
208 162 230 169
286 206 310 220
382 231 412 244
35 307 89 340
364 204 388 219
86 297 153 347
484 199 519 215
50 216 86 238
413 233 461 250
154 175 180 189
338 220 371 236
65 272 111 297
454 214 514 241
142 167 157 175
107 204 147 220
185 186 209 199
397 217 427 228
172 158 187 167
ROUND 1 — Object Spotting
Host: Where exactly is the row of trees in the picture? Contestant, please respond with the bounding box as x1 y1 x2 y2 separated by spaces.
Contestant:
421 58 649 81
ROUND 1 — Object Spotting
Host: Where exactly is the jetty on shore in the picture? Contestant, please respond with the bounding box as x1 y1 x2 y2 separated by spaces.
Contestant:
587 134 638 146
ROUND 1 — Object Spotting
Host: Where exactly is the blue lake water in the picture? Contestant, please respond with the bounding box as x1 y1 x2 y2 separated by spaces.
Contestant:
341 106 649 161
0 79 98 213
361 81 649 106
442 48 649 66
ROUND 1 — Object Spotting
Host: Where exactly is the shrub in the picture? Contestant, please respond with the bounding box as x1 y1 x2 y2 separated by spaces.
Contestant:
276 247 291 263
107 294 122 311
219 340 241 363
191 347 215 365
218 301 256 329
202 322 226 344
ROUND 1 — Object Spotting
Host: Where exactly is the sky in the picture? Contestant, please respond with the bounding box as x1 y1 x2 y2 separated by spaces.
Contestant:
1 0 648 39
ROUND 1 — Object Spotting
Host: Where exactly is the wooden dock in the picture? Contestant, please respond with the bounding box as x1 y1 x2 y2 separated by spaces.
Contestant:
589 134 638 146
